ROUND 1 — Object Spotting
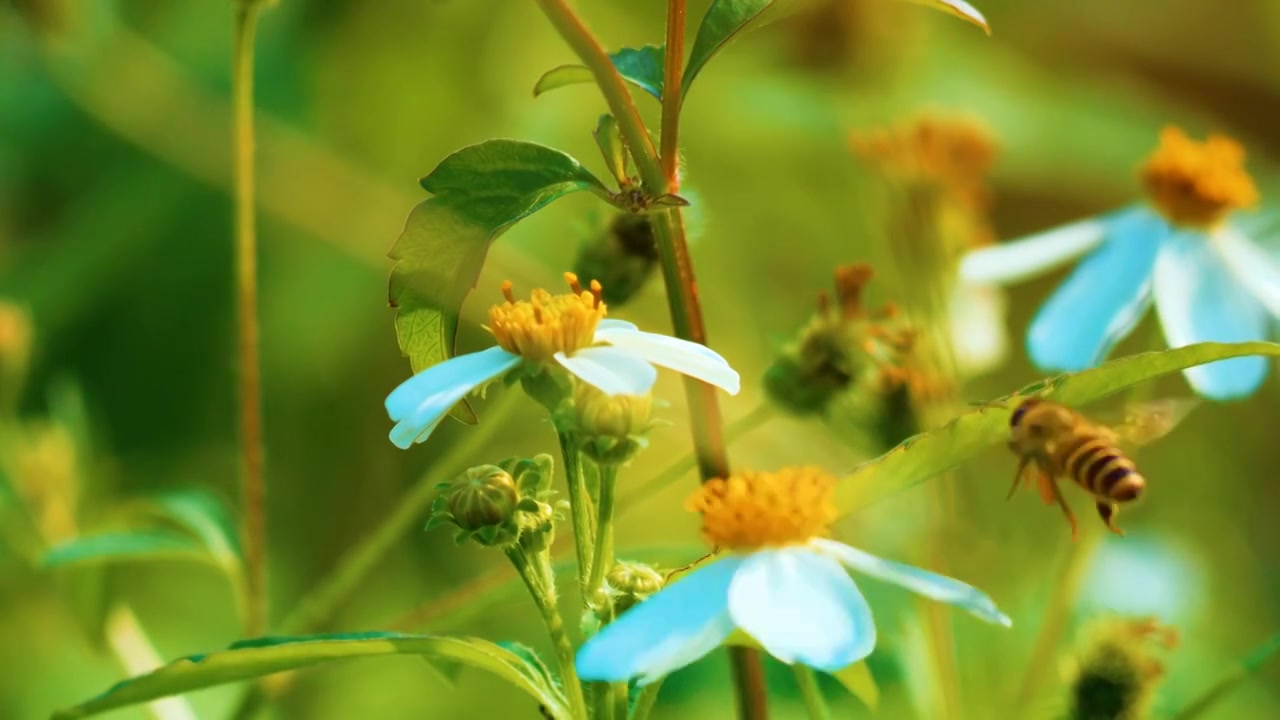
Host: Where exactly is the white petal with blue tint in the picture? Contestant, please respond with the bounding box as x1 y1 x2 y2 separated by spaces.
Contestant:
555 345 659 396
1215 227 1280 318
960 217 1107 285
576 556 743 686
727 548 875 671
596 319 640 332
384 347 520 449
1027 208 1166 371
1154 232 1270 400
593 327 741 395
948 282 1008 376
810 539 1012 627
901 0 989 33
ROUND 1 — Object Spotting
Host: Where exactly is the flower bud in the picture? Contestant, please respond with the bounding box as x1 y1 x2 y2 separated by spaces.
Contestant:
606 561 665 614
428 465 520 547
572 211 658 308
1064 616 1178 720
569 382 655 465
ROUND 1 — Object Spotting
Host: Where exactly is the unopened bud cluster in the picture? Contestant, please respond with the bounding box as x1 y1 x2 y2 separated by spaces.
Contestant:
556 382 661 466
1064 616 1179 720
427 454 563 549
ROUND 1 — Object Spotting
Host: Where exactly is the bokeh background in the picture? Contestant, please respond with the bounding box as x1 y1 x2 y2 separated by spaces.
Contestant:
2 0 1279 718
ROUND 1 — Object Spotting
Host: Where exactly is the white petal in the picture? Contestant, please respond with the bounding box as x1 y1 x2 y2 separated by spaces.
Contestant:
728 547 876 671
555 345 658 396
384 347 520 450
811 538 1012 627
593 327 741 395
948 282 1008 376
959 216 1109 285
1153 232 1270 400
576 556 743 686
597 319 640 332
1215 227 1280 318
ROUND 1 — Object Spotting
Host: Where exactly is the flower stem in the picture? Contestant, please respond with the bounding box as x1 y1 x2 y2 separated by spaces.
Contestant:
231 0 269 639
792 665 832 720
660 0 686 184
586 463 619 602
558 430 596 598
533 0 662 185
508 545 590 720
1171 631 1280 720
1010 528 1102 714
630 680 664 720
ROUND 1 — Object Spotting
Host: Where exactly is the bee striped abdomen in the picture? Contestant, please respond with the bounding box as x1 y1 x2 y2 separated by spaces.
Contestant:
1054 433 1145 502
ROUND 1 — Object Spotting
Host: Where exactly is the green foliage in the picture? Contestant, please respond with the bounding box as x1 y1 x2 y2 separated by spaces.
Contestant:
52 632 568 720
835 341 1280 514
683 0 777 101
534 46 665 101
42 530 210 569
388 140 611 422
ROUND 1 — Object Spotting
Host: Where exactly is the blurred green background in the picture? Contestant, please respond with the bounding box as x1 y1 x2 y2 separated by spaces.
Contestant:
2 1 1279 718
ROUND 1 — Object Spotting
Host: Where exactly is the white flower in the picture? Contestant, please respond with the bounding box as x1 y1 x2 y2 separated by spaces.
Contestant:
386 319 739 450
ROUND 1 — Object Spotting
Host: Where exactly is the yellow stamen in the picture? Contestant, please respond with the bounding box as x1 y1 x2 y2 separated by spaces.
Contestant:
850 114 997 208
487 276 608 362
1141 126 1258 229
685 467 838 551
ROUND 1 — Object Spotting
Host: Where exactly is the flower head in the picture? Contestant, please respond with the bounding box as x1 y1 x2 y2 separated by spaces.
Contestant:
385 275 740 449
1065 616 1178 720
961 126 1280 400
575 466 1010 686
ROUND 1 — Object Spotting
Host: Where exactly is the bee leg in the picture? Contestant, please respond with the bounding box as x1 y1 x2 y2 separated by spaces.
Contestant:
1045 478 1079 541
1006 454 1031 500
1096 501 1125 536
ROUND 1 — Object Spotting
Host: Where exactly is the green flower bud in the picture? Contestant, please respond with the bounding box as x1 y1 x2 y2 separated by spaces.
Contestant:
1065 616 1178 720
498 453 555 499
569 383 656 465
427 465 520 547
572 212 658 308
607 562 666 614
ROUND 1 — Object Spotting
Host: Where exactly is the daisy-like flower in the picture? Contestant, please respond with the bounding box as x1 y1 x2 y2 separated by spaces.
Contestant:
575 467 1010 685
385 273 740 449
961 127 1280 399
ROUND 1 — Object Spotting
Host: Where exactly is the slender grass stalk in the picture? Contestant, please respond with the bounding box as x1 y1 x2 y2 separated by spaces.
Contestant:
231 0 269 638
1171 632 1280 720
792 665 832 720
508 546 590 720
558 431 597 597
586 463 619 601
631 680 664 720
1010 528 1102 714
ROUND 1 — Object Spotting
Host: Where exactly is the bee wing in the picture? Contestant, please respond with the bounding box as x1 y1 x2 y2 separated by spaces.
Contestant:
1111 398 1201 448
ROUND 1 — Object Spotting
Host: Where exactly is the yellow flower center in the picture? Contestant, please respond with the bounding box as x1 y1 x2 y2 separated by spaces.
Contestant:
850 114 998 208
685 467 838 551
487 273 607 362
1140 126 1258 229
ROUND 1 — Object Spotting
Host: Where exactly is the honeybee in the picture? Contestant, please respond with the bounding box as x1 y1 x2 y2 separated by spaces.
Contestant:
1002 396 1199 540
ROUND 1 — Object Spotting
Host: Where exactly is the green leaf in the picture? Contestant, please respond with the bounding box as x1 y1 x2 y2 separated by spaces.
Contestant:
593 115 629 187
533 45 665 101
831 661 879 711
389 140 610 422
133 488 240 568
42 530 211 569
682 0 775 101
835 341 1280 513
52 632 568 720
899 0 990 34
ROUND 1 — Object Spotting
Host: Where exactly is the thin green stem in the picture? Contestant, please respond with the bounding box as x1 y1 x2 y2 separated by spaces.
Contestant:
231 0 268 640
558 431 596 597
792 665 832 720
281 391 522 634
533 0 662 186
1171 632 1280 720
586 463 619 602
659 0 686 184
1010 528 1102 714
630 680 664 720
508 546 590 720
611 682 629 720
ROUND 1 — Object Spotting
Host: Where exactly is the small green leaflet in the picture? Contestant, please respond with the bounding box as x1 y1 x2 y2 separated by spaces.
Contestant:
52 632 568 720
533 45 665 101
389 139 610 423
42 531 211 569
835 341 1280 514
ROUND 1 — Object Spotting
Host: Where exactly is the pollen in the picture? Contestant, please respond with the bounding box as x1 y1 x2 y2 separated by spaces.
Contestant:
685 467 838 551
487 273 607 362
1141 126 1259 229
851 114 998 209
